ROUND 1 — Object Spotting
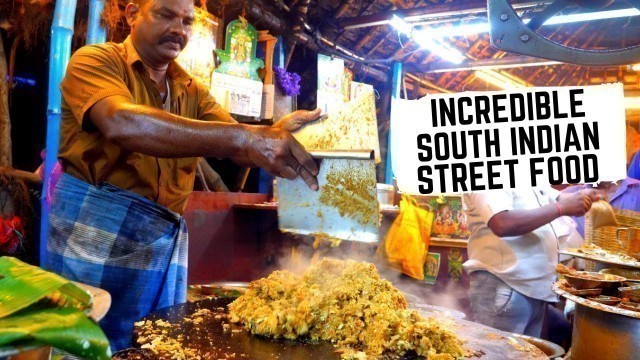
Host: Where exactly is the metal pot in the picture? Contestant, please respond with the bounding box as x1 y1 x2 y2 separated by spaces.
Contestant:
377 183 395 207
571 302 640 360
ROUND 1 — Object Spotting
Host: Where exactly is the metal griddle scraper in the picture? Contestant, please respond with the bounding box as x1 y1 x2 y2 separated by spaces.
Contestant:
276 150 379 243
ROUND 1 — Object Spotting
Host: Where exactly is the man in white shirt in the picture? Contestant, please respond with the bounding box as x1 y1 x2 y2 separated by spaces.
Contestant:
462 188 601 337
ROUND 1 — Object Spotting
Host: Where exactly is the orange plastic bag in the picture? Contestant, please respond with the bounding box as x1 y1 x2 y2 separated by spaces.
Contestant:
377 195 434 280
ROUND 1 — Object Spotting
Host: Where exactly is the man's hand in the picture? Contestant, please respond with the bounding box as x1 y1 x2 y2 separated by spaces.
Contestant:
582 188 607 202
273 108 322 132
244 126 319 190
557 190 593 216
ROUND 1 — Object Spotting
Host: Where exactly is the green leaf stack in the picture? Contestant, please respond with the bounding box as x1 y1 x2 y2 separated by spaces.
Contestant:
0 257 111 359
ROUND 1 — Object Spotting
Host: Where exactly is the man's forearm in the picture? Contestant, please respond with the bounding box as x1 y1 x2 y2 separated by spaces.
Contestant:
488 204 560 237
89 96 320 190
96 101 252 159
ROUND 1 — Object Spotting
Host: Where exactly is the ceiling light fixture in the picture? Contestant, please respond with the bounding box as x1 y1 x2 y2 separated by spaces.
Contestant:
428 59 561 73
389 16 466 64
412 31 466 64
475 69 530 89
421 7 640 39
389 14 413 36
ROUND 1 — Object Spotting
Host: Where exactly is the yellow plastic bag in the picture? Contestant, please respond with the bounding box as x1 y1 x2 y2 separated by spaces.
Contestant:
377 195 434 280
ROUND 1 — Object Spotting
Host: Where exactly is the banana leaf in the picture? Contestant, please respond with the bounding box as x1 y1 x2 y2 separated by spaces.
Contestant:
0 307 111 360
0 257 92 318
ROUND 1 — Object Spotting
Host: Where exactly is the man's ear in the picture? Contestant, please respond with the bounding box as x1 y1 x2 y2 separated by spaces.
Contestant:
125 3 141 28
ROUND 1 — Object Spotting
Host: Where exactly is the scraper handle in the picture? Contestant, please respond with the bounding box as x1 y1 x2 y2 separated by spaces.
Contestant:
309 149 374 160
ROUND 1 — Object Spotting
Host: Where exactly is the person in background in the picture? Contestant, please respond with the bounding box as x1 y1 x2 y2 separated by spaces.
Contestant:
462 188 603 337
45 0 321 350
562 180 640 237
628 150 640 180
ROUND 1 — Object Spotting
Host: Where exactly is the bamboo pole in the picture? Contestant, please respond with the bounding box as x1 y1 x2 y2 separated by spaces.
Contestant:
0 34 11 167
87 0 107 44
41 0 78 264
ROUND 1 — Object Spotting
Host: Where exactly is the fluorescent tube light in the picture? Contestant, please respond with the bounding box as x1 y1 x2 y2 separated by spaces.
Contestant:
544 7 640 25
389 16 466 63
412 30 466 64
389 14 413 35
423 7 640 39
475 69 529 89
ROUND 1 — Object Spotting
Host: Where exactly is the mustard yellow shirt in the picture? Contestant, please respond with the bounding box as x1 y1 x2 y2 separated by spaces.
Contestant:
59 37 234 214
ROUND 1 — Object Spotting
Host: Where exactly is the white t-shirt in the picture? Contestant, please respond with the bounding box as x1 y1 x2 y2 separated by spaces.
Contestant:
462 188 563 302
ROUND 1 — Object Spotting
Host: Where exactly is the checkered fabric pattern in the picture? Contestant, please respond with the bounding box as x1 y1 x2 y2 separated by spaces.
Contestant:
45 174 188 351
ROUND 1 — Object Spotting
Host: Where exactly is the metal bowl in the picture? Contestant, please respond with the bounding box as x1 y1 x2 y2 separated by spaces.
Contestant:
510 334 565 359
619 285 640 302
564 272 626 290
587 295 622 306
600 268 640 284
619 301 640 312
567 287 602 297
199 282 249 297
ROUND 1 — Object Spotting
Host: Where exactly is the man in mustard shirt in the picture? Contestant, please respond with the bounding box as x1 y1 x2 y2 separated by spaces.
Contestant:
45 0 320 350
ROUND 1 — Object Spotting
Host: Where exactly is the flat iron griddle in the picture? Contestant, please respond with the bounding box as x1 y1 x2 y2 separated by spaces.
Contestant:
133 297 546 359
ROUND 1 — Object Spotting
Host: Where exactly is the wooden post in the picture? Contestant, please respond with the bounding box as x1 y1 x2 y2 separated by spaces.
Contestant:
258 30 277 85
0 35 12 167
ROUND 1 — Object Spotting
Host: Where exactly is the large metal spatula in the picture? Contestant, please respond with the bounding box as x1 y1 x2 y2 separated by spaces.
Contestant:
277 150 379 243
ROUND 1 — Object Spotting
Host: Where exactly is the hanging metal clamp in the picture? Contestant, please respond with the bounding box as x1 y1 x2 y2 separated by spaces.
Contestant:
487 0 640 66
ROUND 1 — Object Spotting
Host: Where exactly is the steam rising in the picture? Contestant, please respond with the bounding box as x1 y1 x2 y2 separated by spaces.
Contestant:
274 234 469 318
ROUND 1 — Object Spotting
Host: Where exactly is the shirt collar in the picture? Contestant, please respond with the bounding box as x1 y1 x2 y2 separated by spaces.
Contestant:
610 177 640 202
123 36 193 89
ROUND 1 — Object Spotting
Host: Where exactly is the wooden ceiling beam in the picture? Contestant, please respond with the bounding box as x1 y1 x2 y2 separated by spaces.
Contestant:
331 0 378 43
333 0 356 19
405 73 452 93
366 32 394 56
356 0 425 55
436 36 486 90
352 3 396 51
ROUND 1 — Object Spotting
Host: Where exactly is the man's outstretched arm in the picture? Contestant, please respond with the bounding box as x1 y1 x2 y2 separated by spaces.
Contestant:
89 95 319 190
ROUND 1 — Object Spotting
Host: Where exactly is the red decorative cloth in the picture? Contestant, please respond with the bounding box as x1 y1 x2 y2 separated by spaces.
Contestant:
0 216 24 254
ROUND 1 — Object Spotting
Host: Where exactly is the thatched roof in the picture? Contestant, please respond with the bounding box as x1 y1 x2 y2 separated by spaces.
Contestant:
304 0 640 97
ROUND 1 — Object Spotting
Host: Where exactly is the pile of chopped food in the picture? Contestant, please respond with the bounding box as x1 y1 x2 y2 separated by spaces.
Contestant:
228 258 465 359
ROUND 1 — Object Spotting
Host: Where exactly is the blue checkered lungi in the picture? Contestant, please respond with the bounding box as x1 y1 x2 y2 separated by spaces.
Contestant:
44 173 188 351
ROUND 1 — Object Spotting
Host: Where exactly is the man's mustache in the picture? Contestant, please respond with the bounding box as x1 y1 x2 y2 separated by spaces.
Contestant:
159 35 186 49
